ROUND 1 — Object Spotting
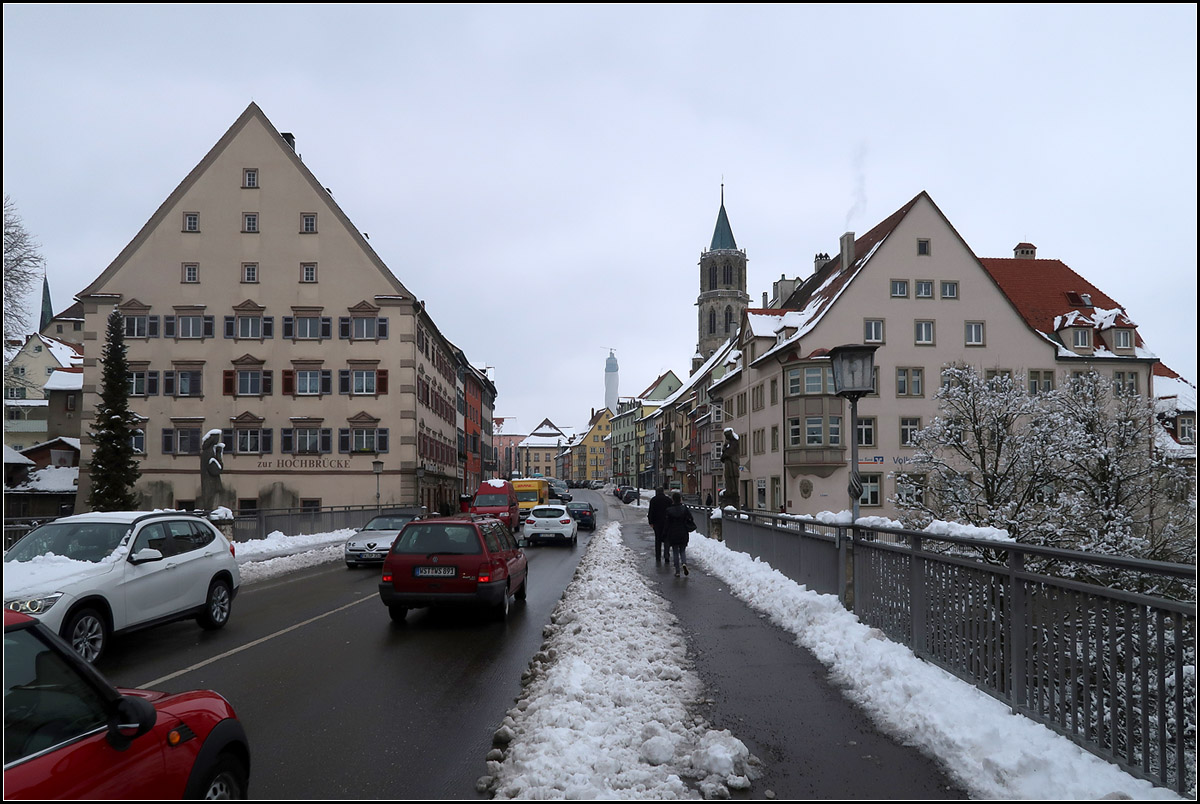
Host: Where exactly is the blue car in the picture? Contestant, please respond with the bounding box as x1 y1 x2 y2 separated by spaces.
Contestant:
566 501 596 530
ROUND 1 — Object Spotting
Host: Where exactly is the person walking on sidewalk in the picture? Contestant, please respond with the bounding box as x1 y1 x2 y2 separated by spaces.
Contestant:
664 491 696 577
648 486 671 564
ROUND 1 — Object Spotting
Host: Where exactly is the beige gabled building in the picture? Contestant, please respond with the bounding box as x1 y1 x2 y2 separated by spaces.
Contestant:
73 103 480 514
709 191 1162 517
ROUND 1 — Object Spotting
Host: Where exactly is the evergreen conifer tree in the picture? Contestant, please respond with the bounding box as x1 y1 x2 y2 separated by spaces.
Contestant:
87 309 141 510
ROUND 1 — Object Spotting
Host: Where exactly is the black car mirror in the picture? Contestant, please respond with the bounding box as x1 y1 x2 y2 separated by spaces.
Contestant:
106 694 157 750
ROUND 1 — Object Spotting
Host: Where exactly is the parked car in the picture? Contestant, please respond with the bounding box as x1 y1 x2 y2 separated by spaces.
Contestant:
620 487 640 504
378 514 528 622
3 511 240 664
344 510 423 568
3 609 251 799
565 501 596 531
468 479 521 532
523 504 578 546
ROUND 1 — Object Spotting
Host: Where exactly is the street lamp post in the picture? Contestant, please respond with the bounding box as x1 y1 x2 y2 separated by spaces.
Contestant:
829 344 878 609
372 460 384 511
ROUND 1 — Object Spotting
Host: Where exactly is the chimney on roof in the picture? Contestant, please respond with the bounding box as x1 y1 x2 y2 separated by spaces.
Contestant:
770 274 801 308
762 292 768 307
282 132 296 150
1014 242 1036 259
814 252 831 274
839 233 856 273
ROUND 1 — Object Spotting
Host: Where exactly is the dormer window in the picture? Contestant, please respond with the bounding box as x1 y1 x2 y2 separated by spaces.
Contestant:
1072 329 1092 349
1180 415 1195 444
1114 329 1133 350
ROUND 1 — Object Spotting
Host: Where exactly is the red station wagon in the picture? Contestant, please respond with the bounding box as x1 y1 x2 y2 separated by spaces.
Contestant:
378 515 528 622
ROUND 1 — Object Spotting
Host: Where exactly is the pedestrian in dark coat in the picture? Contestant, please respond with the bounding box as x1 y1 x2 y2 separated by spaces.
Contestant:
664 492 696 577
648 487 671 563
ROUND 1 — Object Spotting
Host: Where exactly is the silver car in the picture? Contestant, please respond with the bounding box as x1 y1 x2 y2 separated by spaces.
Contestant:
344 512 422 568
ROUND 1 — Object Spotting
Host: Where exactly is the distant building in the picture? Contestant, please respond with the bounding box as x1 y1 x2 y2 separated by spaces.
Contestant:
604 350 619 413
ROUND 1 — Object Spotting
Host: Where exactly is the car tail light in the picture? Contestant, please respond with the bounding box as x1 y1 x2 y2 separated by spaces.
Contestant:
526 518 535 525
560 519 571 524
478 562 492 584
382 572 393 583
229 542 236 557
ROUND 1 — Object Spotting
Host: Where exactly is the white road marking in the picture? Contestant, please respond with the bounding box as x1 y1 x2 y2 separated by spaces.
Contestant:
139 595 374 688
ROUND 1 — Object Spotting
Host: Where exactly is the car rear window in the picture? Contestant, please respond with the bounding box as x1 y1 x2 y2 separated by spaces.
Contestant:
474 494 509 507
391 523 483 555
533 508 566 519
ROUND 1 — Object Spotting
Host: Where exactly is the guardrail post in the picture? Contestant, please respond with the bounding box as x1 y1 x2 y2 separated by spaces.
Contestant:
911 535 926 656
1008 548 1026 710
837 525 854 610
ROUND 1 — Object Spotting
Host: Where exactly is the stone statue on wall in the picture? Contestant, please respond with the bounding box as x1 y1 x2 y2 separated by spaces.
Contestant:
199 430 224 513
719 428 740 508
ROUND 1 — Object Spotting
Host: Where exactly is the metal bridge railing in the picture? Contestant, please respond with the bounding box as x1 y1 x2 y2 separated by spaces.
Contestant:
715 509 1196 795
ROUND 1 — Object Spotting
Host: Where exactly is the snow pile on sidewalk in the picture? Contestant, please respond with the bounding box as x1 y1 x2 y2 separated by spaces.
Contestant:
686 536 1185 800
480 522 760 799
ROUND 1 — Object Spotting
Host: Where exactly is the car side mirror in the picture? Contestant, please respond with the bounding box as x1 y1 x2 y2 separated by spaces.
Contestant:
106 695 157 750
129 548 164 564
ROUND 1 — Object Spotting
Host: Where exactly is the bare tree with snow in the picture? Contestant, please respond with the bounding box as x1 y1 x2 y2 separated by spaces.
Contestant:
3 195 45 344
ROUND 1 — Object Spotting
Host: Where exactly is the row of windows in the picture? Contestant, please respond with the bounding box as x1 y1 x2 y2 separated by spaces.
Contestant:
862 318 984 347
889 279 958 300
150 426 389 456
126 368 389 398
123 314 387 342
733 414 928 453
164 262 321 284
183 211 318 235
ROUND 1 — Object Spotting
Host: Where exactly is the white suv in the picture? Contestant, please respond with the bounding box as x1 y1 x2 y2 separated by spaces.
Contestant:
522 504 578 547
3 511 240 663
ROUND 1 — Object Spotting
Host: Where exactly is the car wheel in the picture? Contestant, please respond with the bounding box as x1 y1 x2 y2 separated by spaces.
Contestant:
198 578 233 630
388 605 408 622
63 607 108 664
193 752 247 799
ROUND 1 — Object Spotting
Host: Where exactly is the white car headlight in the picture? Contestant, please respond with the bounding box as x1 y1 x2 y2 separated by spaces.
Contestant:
6 592 64 615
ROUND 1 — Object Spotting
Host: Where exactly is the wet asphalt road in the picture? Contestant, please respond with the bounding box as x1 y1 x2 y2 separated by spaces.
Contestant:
96 491 967 799
608 497 968 800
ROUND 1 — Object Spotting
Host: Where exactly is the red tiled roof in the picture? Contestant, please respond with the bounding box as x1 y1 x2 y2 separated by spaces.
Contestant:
978 257 1133 340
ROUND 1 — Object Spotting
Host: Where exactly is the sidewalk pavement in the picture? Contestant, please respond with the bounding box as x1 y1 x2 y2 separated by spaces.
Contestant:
616 506 968 800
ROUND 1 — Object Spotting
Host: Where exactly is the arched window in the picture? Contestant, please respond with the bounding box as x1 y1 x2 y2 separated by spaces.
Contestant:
723 263 733 285
724 306 733 334
708 308 716 335
708 264 717 291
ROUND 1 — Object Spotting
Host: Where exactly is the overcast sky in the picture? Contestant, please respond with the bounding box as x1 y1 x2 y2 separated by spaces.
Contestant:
3 4 1196 434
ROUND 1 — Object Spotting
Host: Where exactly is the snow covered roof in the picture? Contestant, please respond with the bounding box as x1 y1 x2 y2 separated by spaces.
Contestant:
8 465 78 492
22 436 81 453
36 333 84 368
43 367 84 391
4 444 35 466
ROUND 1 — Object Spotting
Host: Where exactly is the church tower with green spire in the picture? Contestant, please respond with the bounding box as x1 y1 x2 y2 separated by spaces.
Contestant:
695 186 749 369
39 274 54 333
